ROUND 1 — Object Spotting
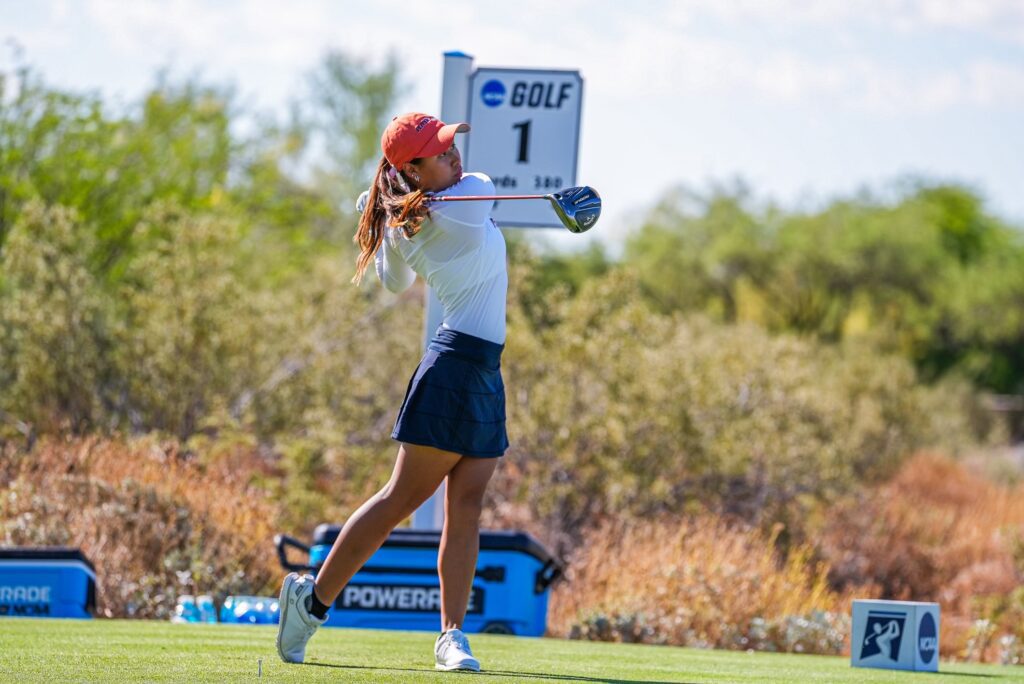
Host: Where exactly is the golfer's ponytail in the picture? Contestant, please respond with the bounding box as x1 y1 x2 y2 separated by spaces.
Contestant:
353 157 431 285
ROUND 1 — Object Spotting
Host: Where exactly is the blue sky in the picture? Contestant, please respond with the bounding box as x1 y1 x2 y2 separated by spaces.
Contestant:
3 0 1023 246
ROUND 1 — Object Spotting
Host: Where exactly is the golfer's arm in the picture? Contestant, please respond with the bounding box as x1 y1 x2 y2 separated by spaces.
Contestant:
357 189 415 293
375 238 415 293
431 173 495 227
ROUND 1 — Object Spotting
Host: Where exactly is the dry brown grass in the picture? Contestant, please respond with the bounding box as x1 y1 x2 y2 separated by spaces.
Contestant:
546 454 1024 661
819 452 1024 659
547 514 851 653
0 436 283 618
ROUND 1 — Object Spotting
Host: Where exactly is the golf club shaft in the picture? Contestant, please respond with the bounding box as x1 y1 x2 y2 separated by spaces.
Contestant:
429 194 547 202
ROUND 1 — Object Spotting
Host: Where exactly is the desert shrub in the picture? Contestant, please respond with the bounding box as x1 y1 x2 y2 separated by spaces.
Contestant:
0 203 112 433
622 182 1024 393
0 436 282 618
111 204 261 437
1 206 988 551
818 452 1024 659
548 514 849 654
496 267 971 553
217 256 424 530
0 200 272 439
0 197 420 528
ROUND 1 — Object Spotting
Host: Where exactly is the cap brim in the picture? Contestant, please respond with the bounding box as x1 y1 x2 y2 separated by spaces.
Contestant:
413 122 470 159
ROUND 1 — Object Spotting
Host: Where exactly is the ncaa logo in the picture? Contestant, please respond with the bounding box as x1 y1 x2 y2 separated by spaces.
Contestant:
918 612 937 664
860 610 906 661
481 79 506 107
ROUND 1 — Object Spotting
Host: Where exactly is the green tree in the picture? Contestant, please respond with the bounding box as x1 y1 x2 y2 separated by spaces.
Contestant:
621 180 1024 393
111 204 256 438
292 50 407 245
0 202 111 432
624 182 771 320
229 50 406 261
0 52 408 437
0 66 236 274
306 51 406 189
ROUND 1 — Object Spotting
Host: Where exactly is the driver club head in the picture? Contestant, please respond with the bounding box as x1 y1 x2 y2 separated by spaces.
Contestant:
546 186 601 233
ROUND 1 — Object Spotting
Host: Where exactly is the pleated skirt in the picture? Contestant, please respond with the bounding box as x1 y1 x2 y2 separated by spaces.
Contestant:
391 327 508 458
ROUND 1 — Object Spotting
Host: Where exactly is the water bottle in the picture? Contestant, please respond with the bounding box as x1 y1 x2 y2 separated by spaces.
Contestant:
220 595 281 624
219 595 236 623
252 597 280 625
197 594 217 623
236 596 257 624
171 594 200 623
267 597 281 624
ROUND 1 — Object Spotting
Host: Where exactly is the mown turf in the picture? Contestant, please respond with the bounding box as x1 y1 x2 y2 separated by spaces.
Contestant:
0 618 1018 683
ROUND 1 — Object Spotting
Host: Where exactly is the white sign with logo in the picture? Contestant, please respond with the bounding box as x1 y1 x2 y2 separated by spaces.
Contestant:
851 599 940 672
463 67 584 227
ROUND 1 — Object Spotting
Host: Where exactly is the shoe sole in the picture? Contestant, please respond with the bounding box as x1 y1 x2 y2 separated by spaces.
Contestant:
276 573 299 664
435 662 481 672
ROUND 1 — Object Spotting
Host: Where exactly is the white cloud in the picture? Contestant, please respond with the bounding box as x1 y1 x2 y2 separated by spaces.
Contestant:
666 0 1024 44
16 0 1023 116
403 1 1024 113
84 0 337 70
965 59 1024 106
746 54 1024 112
912 0 1024 43
568 8 1024 113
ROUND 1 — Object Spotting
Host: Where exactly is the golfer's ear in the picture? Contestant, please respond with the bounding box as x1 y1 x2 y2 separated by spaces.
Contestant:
401 163 419 180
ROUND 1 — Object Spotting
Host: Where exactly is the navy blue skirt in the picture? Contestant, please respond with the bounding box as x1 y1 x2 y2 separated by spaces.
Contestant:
392 328 508 458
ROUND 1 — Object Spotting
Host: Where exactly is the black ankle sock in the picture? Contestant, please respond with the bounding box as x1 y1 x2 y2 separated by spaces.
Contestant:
308 587 330 620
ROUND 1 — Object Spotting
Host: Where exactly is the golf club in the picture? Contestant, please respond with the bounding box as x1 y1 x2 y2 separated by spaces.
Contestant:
429 185 601 233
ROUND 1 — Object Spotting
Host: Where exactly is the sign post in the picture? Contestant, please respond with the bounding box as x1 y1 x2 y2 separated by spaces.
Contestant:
410 51 584 530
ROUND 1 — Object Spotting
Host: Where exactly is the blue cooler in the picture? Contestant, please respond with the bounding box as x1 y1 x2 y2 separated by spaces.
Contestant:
275 526 563 636
0 547 96 619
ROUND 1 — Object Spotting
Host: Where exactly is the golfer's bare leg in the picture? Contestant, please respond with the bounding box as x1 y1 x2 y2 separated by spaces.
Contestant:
439 456 498 631
313 443 461 604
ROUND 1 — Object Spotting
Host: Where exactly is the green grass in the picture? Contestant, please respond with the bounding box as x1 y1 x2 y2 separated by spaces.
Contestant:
0 618 1018 683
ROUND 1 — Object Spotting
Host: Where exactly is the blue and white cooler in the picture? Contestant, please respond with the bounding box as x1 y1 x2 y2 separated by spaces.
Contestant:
275 526 563 636
0 547 96 619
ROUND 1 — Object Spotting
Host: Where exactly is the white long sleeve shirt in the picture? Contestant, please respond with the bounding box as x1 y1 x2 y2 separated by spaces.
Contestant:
360 172 508 344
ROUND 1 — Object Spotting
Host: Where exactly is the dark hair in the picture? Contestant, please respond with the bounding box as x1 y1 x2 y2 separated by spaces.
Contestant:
352 157 430 285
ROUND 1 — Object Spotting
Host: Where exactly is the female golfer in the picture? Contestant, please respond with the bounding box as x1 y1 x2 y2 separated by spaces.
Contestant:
276 112 507 673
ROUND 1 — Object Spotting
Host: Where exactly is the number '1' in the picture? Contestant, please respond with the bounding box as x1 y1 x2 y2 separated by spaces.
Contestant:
513 120 531 163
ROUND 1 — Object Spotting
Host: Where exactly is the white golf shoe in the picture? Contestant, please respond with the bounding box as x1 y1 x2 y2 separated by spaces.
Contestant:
276 573 327 664
434 628 481 672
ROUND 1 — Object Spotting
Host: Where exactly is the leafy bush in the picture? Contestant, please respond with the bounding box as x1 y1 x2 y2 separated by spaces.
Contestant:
0 202 111 433
621 182 1024 392
111 204 258 437
497 267 971 552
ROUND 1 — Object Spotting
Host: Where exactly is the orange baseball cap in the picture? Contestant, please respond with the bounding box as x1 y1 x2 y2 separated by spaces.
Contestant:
381 113 469 169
